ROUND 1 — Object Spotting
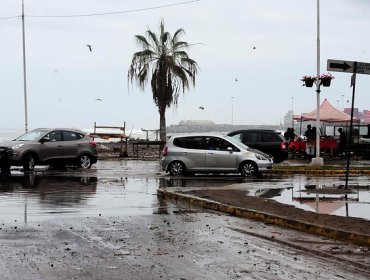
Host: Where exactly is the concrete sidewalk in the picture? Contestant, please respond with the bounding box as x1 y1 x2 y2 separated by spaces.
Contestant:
158 186 370 247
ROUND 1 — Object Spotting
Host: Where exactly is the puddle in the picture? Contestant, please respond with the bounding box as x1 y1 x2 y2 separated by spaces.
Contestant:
1 159 370 226
247 175 370 220
0 173 163 224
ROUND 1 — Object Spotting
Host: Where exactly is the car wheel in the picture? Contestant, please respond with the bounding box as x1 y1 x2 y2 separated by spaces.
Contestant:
22 154 36 172
79 154 92 169
169 161 185 176
240 161 258 177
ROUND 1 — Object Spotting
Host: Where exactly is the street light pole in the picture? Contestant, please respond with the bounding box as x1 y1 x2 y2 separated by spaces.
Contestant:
231 97 234 125
22 0 28 132
312 0 323 166
291 97 294 129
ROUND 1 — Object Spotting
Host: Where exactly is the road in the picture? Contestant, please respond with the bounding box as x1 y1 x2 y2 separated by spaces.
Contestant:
0 159 369 279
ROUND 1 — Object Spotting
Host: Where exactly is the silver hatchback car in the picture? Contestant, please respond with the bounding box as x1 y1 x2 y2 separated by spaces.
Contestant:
0 128 98 173
161 133 273 177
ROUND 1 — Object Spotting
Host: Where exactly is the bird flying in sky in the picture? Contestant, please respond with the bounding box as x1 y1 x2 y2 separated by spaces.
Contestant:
199 106 204 110
86 44 92 52
96 98 103 101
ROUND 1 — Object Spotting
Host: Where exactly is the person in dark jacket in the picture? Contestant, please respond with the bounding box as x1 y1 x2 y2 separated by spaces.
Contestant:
337 128 346 158
304 125 314 158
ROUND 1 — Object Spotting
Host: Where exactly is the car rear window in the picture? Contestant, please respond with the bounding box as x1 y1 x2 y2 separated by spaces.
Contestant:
173 137 204 150
63 131 85 141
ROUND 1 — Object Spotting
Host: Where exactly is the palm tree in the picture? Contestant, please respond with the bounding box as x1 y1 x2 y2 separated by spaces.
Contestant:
128 20 199 141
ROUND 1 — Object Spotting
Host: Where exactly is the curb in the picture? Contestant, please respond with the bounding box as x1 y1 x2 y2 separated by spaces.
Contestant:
157 188 370 247
272 169 370 175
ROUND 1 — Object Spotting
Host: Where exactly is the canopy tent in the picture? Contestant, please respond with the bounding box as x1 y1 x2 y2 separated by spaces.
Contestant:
299 99 359 123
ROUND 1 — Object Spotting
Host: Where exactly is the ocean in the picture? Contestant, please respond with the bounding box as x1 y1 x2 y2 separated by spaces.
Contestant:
0 128 158 143
0 130 22 142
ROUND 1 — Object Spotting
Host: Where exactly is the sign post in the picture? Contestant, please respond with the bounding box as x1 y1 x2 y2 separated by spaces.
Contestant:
327 59 370 190
327 59 370 75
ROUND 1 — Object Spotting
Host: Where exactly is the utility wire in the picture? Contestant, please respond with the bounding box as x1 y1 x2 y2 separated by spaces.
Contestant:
0 16 19 20
0 0 200 20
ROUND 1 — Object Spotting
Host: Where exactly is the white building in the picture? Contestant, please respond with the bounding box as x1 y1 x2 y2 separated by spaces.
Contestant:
284 110 293 127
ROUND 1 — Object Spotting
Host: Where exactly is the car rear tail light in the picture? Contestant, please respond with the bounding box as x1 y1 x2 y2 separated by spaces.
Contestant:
162 146 168 156
280 142 287 150
89 141 97 148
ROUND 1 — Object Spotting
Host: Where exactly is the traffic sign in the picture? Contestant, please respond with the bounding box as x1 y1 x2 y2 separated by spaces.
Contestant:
357 62 370 75
327 59 354 73
327 59 370 75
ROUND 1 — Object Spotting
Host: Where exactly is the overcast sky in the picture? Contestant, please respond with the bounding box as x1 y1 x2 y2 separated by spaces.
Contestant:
1 0 369 132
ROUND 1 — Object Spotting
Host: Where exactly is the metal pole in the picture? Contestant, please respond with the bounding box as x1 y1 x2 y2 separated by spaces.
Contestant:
291 97 294 129
22 0 28 132
316 0 320 158
231 97 234 125
312 0 323 166
345 65 357 190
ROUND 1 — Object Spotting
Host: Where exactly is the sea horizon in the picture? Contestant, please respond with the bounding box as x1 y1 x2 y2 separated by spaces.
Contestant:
0 122 289 143
0 127 159 143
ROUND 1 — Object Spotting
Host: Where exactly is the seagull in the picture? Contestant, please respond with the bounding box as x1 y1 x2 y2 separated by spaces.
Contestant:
235 78 238 82
199 106 204 110
96 98 103 101
253 46 256 49
86 44 92 52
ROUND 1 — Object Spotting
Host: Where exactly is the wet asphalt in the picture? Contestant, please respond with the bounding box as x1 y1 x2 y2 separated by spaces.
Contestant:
1 159 369 223
0 159 369 279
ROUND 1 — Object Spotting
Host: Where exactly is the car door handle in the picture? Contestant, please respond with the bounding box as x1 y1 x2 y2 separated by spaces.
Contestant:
181 152 187 155
57 145 63 148
207 152 214 155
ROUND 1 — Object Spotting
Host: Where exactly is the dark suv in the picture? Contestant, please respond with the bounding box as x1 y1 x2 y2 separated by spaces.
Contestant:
227 129 288 163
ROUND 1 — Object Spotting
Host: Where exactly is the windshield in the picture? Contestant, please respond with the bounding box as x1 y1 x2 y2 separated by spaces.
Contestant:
15 129 48 141
225 135 250 150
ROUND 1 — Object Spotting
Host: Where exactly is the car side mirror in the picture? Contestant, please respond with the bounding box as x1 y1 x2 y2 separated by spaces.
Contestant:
227 147 233 153
40 136 50 143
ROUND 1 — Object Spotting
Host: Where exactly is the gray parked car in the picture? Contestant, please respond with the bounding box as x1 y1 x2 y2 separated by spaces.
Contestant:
0 128 98 173
161 133 273 177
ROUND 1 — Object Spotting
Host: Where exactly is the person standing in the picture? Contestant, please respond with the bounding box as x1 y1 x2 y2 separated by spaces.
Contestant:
304 124 314 158
284 128 291 141
337 128 346 159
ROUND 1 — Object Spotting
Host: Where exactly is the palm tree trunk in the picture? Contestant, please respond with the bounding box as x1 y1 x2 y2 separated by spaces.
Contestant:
159 108 167 141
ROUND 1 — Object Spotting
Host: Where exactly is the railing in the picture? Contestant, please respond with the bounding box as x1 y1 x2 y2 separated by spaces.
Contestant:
89 122 128 157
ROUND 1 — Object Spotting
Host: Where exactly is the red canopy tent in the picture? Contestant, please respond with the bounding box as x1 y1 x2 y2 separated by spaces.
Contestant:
300 99 359 123
290 99 360 156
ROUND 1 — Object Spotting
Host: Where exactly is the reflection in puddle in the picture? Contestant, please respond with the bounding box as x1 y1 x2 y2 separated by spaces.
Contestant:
1 171 370 225
0 174 162 224
161 175 370 220
173 173 367 220
250 175 370 220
